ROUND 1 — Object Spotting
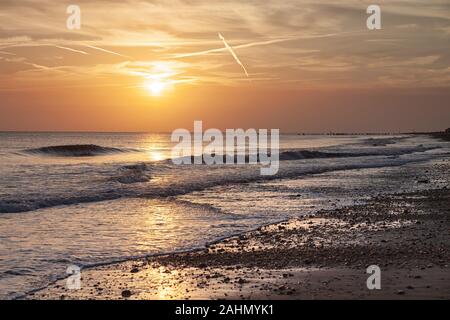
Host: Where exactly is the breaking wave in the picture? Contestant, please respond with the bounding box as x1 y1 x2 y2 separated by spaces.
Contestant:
174 145 440 164
23 144 137 157
111 163 152 184
1 139 442 214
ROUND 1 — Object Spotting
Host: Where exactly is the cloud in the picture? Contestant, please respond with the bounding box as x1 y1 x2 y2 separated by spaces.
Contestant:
0 0 448 89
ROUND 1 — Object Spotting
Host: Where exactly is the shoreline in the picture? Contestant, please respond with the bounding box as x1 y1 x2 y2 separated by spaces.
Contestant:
23 136 450 300
29 183 450 300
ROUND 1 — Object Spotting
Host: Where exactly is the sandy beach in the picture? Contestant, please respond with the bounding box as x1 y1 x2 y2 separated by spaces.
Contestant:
29 159 449 300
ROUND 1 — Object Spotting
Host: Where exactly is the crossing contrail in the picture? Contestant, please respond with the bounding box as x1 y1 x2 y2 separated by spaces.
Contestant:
218 32 249 78
173 30 367 60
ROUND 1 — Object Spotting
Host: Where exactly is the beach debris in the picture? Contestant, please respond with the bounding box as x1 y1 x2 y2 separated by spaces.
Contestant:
121 290 132 298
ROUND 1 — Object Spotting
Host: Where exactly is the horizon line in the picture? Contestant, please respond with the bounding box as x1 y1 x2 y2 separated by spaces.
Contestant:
0 130 446 135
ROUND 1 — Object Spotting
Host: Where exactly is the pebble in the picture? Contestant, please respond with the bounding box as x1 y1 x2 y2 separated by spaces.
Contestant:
121 290 132 298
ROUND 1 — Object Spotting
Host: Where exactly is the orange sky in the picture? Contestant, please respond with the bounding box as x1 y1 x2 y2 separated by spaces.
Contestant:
0 0 449 132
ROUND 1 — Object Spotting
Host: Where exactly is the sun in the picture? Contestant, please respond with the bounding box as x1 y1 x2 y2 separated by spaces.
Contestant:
145 80 167 96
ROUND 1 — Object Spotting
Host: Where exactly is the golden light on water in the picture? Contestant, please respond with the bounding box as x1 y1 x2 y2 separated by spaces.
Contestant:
148 150 165 161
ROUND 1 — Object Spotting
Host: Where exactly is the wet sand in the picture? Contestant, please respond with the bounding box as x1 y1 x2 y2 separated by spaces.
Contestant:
29 181 449 300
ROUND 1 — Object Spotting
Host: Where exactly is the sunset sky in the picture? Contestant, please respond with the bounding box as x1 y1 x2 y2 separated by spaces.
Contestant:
0 0 449 132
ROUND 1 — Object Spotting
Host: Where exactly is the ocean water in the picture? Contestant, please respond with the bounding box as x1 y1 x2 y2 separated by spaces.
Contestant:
0 132 449 299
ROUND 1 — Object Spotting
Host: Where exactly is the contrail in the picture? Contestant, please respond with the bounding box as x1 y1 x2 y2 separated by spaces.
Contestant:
218 32 249 78
173 37 293 59
84 45 131 59
0 44 89 55
0 50 15 56
172 47 225 59
53 45 89 55
24 62 50 70
1 43 129 58
0 54 50 70
173 31 366 59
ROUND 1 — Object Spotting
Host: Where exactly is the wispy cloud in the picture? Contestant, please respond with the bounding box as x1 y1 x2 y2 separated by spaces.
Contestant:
0 0 448 89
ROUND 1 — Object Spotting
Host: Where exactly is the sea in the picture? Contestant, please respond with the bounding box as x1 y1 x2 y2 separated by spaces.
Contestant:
0 132 448 299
